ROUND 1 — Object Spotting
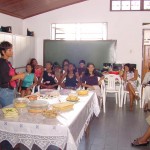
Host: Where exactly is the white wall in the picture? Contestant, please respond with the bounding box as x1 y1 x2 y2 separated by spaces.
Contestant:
23 0 150 75
0 13 23 34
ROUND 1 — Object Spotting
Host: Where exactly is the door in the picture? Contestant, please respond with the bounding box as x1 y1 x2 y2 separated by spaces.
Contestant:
142 29 150 81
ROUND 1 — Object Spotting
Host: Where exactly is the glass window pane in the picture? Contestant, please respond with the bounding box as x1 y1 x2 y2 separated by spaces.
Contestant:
144 0 150 10
79 23 103 33
51 23 107 40
131 0 140 10
122 1 130 10
112 1 121 10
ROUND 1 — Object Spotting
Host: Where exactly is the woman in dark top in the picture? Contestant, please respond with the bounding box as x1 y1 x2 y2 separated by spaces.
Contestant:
77 60 86 78
61 63 80 89
82 63 104 96
0 41 25 107
40 62 58 89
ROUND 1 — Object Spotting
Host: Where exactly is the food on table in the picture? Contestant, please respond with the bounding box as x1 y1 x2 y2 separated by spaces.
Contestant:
27 95 38 101
77 90 88 96
42 109 58 118
28 108 44 113
40 89 54 94
66 93 79 101
14 98 28 108
45 90 60 97
27 100 48 113
39 90 60 99
2 108 19 118
52 102 74 111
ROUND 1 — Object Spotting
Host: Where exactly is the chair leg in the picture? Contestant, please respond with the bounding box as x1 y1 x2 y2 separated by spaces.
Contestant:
115 93 118 104
135 99 137 105
103 97 106 113
139 93 142 108
120 93 124 107
141 97 145 108
118 92 120 107
124 93 127 105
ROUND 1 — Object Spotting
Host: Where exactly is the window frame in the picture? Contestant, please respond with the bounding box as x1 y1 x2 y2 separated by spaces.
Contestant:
110 0 150 11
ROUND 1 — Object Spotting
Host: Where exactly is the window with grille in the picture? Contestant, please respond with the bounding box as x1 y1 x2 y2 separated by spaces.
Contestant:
111 0 150 11
51 23 107 40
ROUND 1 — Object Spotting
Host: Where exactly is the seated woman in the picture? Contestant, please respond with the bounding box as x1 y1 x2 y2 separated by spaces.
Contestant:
53 62 62 83
123 63 139 111
61 59 69 74
60 63 80 89
19 64 37 97
82 63 104 97
77 60 86 78
40 62 58 89
30 58 43 84
142 67 150 111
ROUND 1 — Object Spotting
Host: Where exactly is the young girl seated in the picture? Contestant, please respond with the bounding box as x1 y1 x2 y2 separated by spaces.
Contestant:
60 63 80 89
40 62 58 89
19 64 37 97
82 63 104 97
30 58 43 85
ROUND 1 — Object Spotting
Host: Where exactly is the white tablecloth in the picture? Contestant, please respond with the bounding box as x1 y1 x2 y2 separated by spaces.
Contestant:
0 91 100 150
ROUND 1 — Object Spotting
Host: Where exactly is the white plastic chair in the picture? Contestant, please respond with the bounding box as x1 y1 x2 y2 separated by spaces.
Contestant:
141 86 150 108
104 74 122 107
120 77 142 108
100 80 106 113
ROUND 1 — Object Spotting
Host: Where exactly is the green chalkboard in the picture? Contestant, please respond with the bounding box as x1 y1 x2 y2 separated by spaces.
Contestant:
44 40 117 69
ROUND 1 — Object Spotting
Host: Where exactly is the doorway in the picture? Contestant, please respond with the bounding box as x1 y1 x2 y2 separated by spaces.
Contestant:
142 29 150 81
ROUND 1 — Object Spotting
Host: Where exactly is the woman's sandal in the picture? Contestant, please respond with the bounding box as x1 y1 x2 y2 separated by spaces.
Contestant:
132 139 149 146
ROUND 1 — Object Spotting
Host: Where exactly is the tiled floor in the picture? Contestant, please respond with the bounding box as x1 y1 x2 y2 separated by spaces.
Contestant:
78 97 150 150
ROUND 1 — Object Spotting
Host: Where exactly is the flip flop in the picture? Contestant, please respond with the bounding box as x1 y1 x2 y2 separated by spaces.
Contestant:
132 139 149 146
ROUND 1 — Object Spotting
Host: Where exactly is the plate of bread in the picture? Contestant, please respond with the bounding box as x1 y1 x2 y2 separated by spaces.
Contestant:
77 90 89 96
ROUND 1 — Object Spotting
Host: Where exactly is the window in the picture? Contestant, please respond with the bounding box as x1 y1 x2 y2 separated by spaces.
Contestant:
51 23 107 40
111 0 150 11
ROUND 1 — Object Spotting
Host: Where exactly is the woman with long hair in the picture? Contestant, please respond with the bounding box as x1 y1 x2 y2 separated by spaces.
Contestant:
30 58 43 85
19 64 37 97
60 63 80 89
123 63 139 111
82 63 104 97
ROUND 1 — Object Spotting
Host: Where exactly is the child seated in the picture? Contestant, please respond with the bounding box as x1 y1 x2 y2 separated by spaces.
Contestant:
19 64 37 97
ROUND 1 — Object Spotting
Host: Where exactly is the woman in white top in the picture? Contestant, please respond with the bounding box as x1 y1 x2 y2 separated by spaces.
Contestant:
123 64 139 111
142 68 150 111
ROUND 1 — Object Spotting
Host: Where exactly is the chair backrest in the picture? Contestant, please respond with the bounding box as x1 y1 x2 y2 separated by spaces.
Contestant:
104 74 122 90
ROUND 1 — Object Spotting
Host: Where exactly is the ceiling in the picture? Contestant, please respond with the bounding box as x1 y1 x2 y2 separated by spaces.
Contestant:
0 0 86 19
